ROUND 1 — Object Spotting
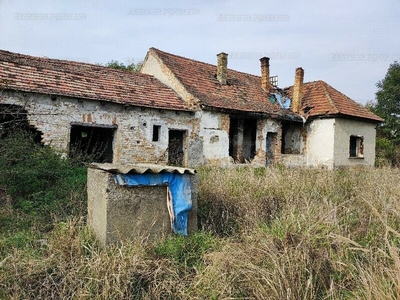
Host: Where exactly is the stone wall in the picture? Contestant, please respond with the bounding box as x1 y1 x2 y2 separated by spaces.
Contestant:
0 90 202 167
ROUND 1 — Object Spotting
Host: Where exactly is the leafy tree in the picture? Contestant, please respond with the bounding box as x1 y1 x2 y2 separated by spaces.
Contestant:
368 61 400 166
105 59 143 72
370 62 400 142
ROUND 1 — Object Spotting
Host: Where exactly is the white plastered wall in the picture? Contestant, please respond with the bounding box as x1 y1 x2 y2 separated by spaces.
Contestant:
306 118 335 168
141 53 197 107
333 118 377 167
199 111 230 165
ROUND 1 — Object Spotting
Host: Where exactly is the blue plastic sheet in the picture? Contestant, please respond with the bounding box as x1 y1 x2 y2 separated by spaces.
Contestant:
274 92 291 109
114 173 192 235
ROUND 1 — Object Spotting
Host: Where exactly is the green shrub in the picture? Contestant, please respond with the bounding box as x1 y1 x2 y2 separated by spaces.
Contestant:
0 129 87 221
375 137 400 167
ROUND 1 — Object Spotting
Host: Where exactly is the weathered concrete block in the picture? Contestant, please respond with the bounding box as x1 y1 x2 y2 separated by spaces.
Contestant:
87 166 198 246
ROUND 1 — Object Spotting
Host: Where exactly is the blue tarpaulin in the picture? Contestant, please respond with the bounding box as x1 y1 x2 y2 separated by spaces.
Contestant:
114 173 192 235
274 92 291 109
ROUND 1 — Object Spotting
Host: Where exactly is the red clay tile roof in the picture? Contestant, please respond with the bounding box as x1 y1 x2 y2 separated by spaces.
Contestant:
148 48 300 120
285 80 383 122
0 50 189 111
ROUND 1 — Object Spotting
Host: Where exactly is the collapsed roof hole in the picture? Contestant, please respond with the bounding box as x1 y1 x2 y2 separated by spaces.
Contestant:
0 104 42 143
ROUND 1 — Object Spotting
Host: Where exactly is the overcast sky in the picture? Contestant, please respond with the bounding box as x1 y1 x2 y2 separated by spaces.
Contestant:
1 0 399 105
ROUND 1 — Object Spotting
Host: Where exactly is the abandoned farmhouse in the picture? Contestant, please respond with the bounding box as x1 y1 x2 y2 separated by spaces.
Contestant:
0 48 383 169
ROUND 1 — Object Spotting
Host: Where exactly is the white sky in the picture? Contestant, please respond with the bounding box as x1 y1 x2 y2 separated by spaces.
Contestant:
1 0 399 105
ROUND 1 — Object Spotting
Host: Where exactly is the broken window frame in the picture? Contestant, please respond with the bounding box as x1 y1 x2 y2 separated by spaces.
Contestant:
349 135 364 158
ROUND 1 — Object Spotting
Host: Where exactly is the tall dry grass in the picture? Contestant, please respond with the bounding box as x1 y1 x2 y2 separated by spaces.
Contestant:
196 166 400 299
2 166 400 299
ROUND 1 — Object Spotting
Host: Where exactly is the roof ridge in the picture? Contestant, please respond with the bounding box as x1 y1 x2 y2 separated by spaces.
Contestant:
320 81 340 114
284 79 324 90
0 49 191 111
0 49 98 67
0 49 151 78
150 47 263 79
147 47 300 119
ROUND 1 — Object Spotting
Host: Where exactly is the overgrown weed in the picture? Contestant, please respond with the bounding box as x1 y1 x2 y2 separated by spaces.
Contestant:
2 139 400 299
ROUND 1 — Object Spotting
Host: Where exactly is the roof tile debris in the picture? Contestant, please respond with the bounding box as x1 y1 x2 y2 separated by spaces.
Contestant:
0 50 190 111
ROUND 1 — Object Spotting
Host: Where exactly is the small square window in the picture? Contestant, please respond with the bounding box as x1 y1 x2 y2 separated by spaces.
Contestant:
152 125 161 142
349 135 364 158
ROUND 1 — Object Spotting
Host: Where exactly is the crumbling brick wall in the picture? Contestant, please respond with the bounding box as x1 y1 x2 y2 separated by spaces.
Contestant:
0 90 202 167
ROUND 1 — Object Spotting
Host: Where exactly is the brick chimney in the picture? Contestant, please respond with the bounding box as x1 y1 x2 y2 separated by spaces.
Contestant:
217 52 228 85
260 57 270 91
292 67 304 113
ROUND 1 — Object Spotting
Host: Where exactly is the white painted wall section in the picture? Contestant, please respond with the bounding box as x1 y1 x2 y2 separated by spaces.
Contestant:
141 53 197 107
200 111 229 161
257 119 280 152
306 118 335 168
333 118 377 167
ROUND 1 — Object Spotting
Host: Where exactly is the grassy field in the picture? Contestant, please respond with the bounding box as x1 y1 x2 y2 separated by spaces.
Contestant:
1 136 400 299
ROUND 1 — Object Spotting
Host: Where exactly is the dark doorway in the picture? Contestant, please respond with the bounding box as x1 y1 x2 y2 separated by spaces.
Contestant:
229 118 239 159
69 124 115 163
281 122 288 154
266 132 277 166
242 119 257 161
168 130 185 167
229 116 257 163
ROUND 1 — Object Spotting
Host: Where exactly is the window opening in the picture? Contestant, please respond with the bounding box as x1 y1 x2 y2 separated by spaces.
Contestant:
69 124 115 163
152 125 161 142
349 135 364 158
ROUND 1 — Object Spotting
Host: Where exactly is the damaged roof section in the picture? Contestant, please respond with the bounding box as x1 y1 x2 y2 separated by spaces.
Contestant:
148 48 302 121
285 80 383 122
0 50 190 111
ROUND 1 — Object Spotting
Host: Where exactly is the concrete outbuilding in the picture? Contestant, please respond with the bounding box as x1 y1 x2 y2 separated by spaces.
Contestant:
87 163 198 246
